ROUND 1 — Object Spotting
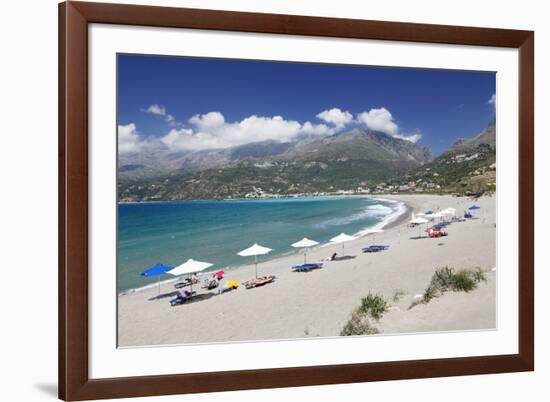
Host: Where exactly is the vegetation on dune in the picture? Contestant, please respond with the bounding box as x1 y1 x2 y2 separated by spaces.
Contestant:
340 292 389 336
409 266 488 309
358 293 389 320
340 311 380 336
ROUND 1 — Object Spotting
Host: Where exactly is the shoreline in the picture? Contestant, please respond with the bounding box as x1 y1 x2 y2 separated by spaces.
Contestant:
116 191 445 205
118 195 410 296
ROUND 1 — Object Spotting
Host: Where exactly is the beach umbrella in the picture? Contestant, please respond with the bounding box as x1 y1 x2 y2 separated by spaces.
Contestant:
140 263 174 296
442 207 456 216
168 258 213 293
425 210 434 215
330 233 355 256
409 216 429 238
291 237 320 264
409 216 429 225
237 243 272 279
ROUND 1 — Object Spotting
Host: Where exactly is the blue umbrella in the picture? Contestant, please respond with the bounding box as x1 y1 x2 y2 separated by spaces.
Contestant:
468 205 481 210
425 210 434 215
141 263 174 295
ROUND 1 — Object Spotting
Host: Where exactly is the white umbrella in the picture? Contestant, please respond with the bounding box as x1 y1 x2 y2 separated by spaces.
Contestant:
237 243 272 278
167 258 213 292
330 233 355 256
410 217 429 224
409 216 429 238
291 238 319 264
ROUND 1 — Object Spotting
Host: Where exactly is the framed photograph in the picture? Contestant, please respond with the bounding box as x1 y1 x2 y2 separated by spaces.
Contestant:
59 1 534 400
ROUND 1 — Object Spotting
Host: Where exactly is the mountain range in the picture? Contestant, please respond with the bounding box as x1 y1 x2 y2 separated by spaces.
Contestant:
118 124 495 202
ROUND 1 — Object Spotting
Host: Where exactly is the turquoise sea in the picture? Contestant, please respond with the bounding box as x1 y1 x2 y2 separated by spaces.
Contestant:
117 197 405 292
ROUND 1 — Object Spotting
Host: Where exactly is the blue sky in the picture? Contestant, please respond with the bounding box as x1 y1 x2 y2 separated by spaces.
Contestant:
118 54 495 155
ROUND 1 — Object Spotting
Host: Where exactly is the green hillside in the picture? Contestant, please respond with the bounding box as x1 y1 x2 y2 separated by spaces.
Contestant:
378 123 496 196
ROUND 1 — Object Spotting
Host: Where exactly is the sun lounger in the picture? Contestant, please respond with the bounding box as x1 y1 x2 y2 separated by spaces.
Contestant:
220 280 239 293
425 228 448 238
243 275 276 289
362 245 389 253
291 263 323 272
174 277 198 289
170 290 197 306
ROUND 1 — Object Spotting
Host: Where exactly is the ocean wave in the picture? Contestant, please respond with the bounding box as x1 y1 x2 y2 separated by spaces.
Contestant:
313 201 396 229
355 200 407 237
364 204 393 216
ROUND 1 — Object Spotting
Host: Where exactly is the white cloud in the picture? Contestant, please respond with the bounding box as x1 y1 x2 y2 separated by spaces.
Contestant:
189 111 225 130
356 107 421 143
144 106 424 151
356 108 399 136
301 121 333 136
160 127 194 148
161 112 334 151
488 94 496 105
316 108 353 129
142 104 176 124
392 133 423 143
144 104 166 115
118 123 145 154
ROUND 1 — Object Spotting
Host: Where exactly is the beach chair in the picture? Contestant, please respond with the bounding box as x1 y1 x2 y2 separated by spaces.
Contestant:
221 280 239 293
254 275 275 287
174 277 198 289
291 263 323 272
464 212 473 219
362 245 389 253
426 228 448 238
169 290 196 306
244 275 276 289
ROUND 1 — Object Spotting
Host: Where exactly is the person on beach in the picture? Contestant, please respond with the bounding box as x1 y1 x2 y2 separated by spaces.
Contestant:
206 275 218 290
322 252 338 262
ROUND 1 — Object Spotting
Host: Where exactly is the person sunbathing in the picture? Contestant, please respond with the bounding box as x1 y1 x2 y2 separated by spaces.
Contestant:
207 279 218 290
170 290 196 306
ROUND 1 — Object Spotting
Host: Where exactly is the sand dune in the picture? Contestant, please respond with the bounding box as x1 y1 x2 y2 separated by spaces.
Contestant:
118 194 496 347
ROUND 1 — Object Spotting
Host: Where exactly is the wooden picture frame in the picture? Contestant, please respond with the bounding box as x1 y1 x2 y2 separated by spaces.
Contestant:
59 1 534 400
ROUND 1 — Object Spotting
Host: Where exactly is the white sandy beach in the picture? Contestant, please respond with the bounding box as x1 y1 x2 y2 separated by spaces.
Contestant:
118 194 496 347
